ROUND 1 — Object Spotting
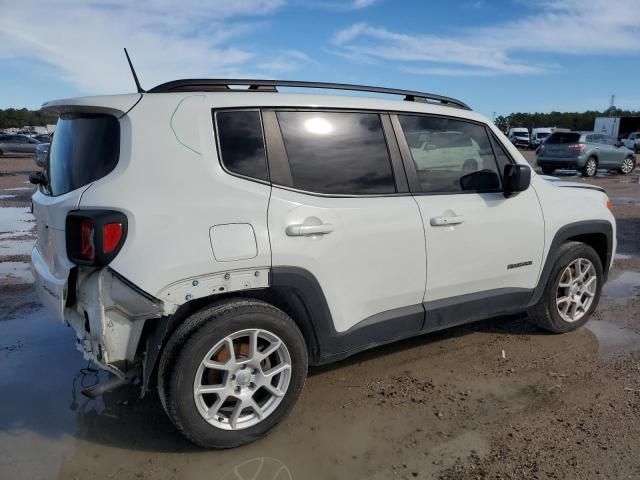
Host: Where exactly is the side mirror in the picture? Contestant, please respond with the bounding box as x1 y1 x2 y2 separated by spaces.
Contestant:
29 171 46 185
503 164 531 197
615 140 623 148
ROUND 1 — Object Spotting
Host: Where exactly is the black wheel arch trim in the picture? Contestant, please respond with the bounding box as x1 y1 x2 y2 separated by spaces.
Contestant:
527 219 613 307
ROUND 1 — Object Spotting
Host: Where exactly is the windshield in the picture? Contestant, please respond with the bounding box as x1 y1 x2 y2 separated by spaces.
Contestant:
514 131 528 137
546 132 581 144
46 114 120 196
537 132 550 138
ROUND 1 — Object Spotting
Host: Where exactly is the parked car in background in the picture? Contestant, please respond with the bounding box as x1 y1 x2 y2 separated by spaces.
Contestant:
530 128 552 148
537 131 636 176
508 127 530 148
0 134 40 156
34 134 52 143
621 132 640 153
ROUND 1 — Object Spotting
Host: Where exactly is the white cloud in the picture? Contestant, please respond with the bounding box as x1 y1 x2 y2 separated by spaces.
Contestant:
302 0 378 11
352 0 378 8
0 0 310 95
333 0 640 76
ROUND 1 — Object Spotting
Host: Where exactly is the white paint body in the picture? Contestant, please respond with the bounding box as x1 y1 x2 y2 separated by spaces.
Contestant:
31 90 616 369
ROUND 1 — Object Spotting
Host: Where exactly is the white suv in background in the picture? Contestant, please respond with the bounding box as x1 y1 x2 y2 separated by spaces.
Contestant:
30 79 615 448
508 127 530 148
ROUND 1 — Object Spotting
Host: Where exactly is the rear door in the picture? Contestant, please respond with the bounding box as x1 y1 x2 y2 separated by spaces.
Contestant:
265 109 426 335
600 135 623 167
392 113 544 322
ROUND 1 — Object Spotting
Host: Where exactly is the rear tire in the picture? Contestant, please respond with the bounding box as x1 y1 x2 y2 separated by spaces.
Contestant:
158 298 308 448
582 156 597 177
541 166 555 175
618 156 636 175
527 242 603 333
0 149 4 156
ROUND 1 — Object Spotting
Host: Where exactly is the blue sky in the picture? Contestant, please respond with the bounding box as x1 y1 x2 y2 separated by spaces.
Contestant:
0 0 639 118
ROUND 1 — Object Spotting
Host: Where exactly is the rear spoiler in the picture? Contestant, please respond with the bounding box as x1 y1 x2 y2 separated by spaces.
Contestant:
42 93 143 118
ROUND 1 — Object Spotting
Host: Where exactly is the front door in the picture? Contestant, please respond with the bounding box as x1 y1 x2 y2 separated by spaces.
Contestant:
392 113 544 319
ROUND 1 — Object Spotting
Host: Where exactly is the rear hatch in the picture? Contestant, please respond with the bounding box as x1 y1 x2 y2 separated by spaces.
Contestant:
542 132 583 158
31 95 139 319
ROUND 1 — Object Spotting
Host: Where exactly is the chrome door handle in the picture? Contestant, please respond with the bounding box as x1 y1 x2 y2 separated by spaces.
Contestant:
286 223 334 236
430 215 465 226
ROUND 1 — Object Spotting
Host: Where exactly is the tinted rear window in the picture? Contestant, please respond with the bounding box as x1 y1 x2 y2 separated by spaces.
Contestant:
46 114 119 196
546 132 581 144
276 111 395 195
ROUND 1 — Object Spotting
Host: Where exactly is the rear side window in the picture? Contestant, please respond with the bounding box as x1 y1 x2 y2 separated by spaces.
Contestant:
47 114 119 196
546 132 581 144
275 111 395 195
398 115 501 194
216 110 268 181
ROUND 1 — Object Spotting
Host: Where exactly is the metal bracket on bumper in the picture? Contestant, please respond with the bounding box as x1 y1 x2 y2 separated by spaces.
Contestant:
67 268 164 378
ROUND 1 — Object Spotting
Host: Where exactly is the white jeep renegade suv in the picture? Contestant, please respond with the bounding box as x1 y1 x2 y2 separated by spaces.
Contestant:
30 79 616 448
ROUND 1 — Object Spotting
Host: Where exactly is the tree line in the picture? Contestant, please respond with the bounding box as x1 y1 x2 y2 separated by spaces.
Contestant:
0 108 58 129
494 107 640 133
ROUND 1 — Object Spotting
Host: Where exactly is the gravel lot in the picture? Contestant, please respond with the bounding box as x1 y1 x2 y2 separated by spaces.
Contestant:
1 152 639 480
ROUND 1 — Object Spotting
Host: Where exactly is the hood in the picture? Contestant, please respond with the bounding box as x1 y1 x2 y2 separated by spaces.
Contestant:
540 175 606 193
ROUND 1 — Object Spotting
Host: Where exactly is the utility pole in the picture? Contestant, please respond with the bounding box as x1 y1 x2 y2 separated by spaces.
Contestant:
609 94 616 115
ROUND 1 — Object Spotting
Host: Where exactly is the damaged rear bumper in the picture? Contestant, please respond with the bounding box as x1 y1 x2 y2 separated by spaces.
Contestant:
36 261 165 378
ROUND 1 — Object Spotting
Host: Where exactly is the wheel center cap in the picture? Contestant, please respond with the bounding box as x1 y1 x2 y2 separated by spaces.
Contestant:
236 369 252 386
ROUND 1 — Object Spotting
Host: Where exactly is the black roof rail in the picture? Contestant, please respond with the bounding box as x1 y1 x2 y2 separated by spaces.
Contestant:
147 79 470 110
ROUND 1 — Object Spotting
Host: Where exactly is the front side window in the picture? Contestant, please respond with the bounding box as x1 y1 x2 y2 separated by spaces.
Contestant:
275 111 395 195
46 114 119 196
216 110 268 181
398 115 501 194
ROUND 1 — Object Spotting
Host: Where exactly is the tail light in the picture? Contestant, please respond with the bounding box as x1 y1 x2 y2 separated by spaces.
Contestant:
567 143 585 153
66 210 128 266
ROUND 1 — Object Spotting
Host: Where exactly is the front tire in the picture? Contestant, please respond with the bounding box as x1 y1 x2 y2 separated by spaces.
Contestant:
541 166 555 175
582 156 598 177
619 156 636 175
158 299 308 448
527 242 603 333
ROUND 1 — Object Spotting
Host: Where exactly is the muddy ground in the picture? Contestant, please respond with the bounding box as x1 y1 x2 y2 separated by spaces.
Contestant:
1 152 639 480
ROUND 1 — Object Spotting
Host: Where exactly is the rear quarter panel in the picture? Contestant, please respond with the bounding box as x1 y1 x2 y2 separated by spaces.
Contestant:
77 93 272 301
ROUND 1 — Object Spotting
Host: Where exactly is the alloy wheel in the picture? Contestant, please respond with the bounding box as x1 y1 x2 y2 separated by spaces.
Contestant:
555 258 597 323
621 157 635 174
585 159 597 176
193 329 292 431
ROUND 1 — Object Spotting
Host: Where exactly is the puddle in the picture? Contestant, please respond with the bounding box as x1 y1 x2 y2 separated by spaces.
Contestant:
586 320 640 357
0 262 33 284
603 271 640 302
0 207 34 234
0 238 35 257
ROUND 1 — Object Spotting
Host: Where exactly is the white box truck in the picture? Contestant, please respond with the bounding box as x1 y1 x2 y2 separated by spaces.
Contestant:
594 116 640 139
